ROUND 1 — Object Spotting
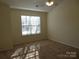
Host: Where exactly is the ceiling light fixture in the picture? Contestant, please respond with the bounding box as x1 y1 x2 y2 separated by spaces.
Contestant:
46 0 54 6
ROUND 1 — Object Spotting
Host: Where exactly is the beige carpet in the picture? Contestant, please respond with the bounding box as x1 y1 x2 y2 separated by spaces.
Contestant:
0 40 79 59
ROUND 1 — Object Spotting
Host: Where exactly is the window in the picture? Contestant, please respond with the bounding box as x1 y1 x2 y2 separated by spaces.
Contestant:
21 16 40 35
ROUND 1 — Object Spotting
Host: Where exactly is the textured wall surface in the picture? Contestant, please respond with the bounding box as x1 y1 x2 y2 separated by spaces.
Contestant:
0 2 12 51
48 0 79 48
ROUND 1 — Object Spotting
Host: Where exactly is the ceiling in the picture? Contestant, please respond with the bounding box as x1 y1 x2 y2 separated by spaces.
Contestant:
1 0 63 12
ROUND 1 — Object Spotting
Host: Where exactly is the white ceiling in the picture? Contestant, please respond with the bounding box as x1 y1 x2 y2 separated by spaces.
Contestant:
1 0 63 12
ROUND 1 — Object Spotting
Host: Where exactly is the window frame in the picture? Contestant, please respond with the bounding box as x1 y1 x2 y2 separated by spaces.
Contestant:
21 15 41 36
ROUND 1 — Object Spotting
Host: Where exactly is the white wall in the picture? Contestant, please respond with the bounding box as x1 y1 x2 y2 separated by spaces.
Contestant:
0 2 47 50
0 2 12 51
10 9 48 45
48 0 79 48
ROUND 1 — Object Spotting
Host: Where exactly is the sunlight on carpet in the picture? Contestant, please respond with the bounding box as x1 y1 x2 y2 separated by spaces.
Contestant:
11 43 40 59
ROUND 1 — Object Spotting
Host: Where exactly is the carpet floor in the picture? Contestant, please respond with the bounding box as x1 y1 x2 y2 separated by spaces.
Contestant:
0 39 79 59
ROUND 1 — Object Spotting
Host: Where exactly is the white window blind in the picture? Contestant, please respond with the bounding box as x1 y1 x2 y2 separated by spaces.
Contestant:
21 16 40 35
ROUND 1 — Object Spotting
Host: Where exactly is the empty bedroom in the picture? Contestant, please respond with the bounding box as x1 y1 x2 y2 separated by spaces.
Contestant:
0 0 79 59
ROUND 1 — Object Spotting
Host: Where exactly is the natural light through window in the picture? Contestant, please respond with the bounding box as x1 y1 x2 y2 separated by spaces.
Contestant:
21 16 40 35
11 44 40 59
